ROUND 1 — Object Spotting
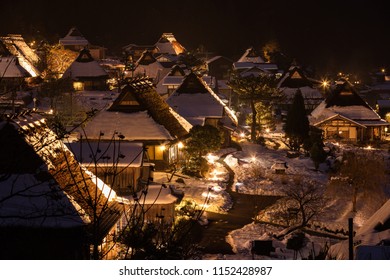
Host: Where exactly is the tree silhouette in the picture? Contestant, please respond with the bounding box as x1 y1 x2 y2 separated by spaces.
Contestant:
228 71 279 141
284 89 310 151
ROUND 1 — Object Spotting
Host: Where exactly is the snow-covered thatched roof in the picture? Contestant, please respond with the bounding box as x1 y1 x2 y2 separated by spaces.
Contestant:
310 80 388 127
237 47 265 63
155 33 185 55
66 142 144 167
277 65 320 88
166 72 237 126
84 78 191 141
59 27 89 46
0 113 123 241
0 35 40 77
0 56 31 78
83 110 175 141
62 48 108 79
329 199 390 259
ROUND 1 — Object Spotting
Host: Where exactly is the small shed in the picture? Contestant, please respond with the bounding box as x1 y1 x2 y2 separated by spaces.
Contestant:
271 161 288 174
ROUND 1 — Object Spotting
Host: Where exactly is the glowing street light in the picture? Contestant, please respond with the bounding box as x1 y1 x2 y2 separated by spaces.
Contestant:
178 142 184 149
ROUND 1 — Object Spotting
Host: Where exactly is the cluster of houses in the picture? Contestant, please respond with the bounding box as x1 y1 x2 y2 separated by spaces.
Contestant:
1 27 390 259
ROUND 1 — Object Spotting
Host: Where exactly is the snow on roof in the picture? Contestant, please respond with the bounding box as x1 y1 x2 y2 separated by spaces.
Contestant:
155 33 185 55
74 90 119 111
358 199 390 237
280 87 324 106
329 199 390 259
238 47 265 63
0 35 40 77
233 62 278 71
0 114 123 232
130 183 177 205
59 27 89 46
168 107 193 133
311 104 384 122
0 174 86 228
66 141 144 167
62 59 108 79
167 88 224 119
0 56 31 78
162 75 214 86
206 55 222 64
82 110 174 141
167 73 238 125
162 75 184 85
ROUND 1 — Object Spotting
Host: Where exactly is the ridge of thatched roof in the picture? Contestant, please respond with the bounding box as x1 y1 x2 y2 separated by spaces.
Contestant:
278 66 316 88
113 78 191 138
325 80 371 109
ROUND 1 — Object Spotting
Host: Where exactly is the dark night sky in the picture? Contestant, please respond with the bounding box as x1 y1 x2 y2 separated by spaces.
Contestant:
1 0 390 75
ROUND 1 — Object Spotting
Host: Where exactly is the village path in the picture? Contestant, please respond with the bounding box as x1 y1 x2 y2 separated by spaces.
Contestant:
198 152 280 255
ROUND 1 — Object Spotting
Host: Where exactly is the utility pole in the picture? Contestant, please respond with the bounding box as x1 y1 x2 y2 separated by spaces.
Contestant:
348 217 354 260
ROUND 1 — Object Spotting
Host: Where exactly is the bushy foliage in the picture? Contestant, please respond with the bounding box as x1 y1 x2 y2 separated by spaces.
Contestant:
183 125 222 175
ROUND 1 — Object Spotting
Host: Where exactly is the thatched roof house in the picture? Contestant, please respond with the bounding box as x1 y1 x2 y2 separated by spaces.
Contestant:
309 80 389 142
82 78 192 169
62 48 108 91
0 112 125 259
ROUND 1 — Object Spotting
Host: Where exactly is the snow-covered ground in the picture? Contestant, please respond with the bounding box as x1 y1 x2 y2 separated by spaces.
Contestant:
156 137 390 260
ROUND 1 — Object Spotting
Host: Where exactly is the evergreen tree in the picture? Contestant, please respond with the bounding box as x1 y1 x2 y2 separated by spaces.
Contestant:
228 71 279 141
284 89 310 151
184 125 222 176
310 143 327 170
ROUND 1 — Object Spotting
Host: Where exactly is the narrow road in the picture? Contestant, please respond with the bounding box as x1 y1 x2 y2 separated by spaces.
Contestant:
199 192 280 254
198 153 280 255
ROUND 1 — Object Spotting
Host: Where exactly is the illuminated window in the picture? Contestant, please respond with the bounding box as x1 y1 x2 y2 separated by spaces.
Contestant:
73 82 84 91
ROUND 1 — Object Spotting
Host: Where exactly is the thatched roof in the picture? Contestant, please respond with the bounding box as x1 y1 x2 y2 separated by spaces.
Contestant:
110 78 191 138
324 80 371 109
278 66 317 88
0 113 123 242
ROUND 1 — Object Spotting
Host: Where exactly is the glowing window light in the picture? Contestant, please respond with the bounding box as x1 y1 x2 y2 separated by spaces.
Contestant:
178 142 184 149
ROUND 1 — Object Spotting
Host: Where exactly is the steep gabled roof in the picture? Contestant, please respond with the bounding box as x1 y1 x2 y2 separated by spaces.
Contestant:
59 27 89 46
0 113 123 237
75 48 94 63
310 80 388 126
278 66 316 88
0 56 31 78
137 50 157 66
175 72 209 94
0 35 40 77
155 33 185 55
167 73 238 126
62 48 108 79
168 64 186 76
324 80 371 109
238 47 265 63
109 78 154 112
94 78 191 139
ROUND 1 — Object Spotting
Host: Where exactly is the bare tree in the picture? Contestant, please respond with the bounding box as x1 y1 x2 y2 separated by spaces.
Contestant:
282 176 328 228
335 150 386 213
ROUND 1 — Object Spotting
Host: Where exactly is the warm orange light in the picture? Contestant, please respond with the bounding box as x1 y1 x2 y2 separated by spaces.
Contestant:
178 142 184 149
